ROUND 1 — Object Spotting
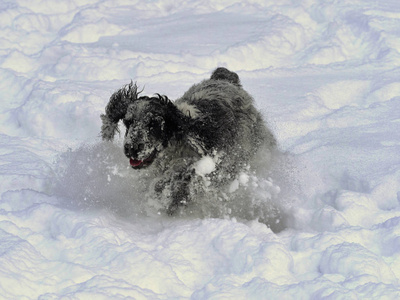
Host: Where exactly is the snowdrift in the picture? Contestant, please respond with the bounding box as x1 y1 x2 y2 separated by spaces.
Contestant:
1 0 399 298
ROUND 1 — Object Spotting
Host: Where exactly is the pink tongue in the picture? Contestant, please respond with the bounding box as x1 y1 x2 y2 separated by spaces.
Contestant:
130 158 143 167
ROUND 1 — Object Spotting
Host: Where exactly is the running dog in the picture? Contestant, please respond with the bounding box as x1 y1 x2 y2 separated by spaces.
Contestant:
101 68 276 214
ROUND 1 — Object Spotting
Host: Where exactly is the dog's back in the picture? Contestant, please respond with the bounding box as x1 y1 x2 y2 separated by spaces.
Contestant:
175 68 275 164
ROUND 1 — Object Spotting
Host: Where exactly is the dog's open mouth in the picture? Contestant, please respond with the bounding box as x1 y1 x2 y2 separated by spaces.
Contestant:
129 149 157 169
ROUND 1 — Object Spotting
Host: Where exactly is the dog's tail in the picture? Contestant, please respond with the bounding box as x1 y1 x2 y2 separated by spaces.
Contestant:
101 81 139 141
210 67 241 87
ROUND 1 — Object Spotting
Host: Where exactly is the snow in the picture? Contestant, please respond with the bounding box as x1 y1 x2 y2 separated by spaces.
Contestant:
194 156 216 177
1 0 400 298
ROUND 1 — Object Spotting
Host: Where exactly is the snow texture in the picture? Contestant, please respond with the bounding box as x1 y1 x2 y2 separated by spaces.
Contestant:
1 0 400 299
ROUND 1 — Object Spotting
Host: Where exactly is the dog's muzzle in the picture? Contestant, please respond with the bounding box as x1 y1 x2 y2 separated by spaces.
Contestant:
129 149 158 169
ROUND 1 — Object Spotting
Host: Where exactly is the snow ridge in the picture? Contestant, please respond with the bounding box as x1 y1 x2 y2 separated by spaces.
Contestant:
0 0 400 298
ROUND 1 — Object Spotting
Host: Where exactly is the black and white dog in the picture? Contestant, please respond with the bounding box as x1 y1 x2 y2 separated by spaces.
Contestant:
101 68 276 214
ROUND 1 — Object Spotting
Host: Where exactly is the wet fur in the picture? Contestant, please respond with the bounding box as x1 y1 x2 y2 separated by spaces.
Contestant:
101 68 276 214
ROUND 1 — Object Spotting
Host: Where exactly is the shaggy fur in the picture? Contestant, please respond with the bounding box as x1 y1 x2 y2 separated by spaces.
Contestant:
101 67 276 214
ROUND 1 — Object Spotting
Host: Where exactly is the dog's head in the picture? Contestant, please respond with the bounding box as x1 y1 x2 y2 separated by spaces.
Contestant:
101 83 181 169
123 97 174 169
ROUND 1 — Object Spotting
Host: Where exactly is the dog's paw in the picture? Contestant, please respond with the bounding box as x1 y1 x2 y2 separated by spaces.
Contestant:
166 198 189 215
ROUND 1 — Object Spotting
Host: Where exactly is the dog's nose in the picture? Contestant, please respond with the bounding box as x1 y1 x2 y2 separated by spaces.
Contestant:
124 143 137 157
124 143 145 158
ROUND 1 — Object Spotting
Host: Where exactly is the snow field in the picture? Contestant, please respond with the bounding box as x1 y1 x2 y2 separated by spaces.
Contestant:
1 0 400 298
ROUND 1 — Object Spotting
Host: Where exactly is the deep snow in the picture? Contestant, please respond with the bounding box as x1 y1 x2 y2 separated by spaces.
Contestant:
1 0 400 299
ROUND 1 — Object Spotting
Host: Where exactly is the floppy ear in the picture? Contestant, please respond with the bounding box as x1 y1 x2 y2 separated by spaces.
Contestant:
100 81 139 141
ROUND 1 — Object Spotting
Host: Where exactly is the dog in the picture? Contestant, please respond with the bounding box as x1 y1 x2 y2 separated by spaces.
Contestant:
101 67 276 214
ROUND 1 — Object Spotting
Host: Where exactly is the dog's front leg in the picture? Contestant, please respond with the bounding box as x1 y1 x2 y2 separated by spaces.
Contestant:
167 168 195 215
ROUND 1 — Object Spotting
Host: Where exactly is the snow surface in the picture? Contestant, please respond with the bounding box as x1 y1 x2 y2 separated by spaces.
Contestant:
1 0 400 298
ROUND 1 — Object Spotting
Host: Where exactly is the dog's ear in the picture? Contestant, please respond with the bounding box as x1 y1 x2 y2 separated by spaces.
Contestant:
101 81 139 141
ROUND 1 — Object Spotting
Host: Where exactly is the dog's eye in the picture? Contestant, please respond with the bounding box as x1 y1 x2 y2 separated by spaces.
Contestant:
123 119 132 127
149 123 160 132
149 119 163 135
123 120 133 137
